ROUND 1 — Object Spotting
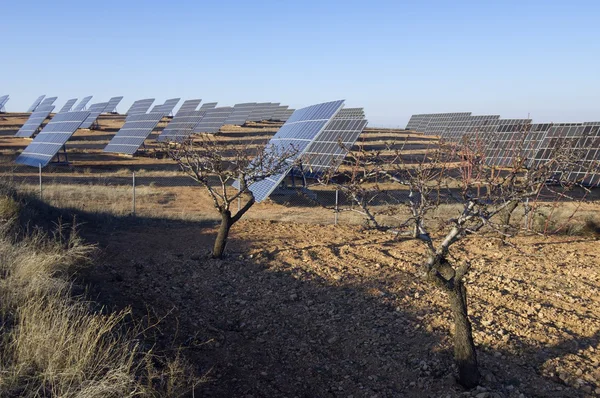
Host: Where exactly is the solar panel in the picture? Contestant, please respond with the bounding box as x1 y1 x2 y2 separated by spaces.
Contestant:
72 96 92 111
424 112 473 136
15 111 90 167
104 96 124 113
0 95 9 112
58 98 78 113
271 106 289 121
156 110 206 142
126 98 155 115
483 120 534 166
104 112 166 155
79 102 109 129
244 100 345 202
150 98 180 115
199 102 218 110
260 103 282 121
278 109 294 122
531 123 600 186
224 102 257 125
448 114 500 142
193 107 234 134
39 97 58 108
15 105 55 138
405 114 423 130
300 108 368 177
246 102 273 122
27 95 45 112
176 99 202 114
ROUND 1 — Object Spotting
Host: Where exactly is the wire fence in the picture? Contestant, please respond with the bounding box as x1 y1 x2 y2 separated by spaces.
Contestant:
2 162 384 226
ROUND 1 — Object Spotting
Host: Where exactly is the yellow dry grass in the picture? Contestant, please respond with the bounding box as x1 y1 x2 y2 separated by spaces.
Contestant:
0 188 201 397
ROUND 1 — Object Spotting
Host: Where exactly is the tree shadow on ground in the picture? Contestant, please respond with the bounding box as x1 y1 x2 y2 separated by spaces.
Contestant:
20 198 598 397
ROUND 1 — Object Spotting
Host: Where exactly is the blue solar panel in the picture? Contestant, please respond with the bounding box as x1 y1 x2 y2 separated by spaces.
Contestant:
15 105 55 138
79 102 109 129
224 103 257 125
198 102 217 110
156 110 206 142
126 98 155 115
58 98 78 113
150 98 180 115
300 109 368 177
193 107 234 133
176 99 202 114
243 100 345 202
104 96 124 113
15 111 90 167
104 112 166 155
27 95 45 112
72 96 93 111
38 97 58 108
0 95 9 112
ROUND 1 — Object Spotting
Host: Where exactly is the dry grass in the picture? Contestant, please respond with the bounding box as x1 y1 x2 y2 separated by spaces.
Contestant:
0 189 201 397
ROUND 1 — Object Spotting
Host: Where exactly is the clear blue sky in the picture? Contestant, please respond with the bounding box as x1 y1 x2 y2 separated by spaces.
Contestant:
1 0 599 127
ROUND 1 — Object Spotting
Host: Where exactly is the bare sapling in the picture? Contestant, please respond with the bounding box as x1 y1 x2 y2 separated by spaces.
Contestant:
166 134 297 258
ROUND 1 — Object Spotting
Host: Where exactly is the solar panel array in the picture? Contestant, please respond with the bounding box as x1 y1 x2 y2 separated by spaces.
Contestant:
72 96 92 111
245 100 345 202
193 107 234 134
177 99 202 114
39 97 58 108
157 110 206 142
198 102 218 111
58 98 78 113
126 98 155 115
104 112 166 155
278 109 295 122
531 123 600 186
27 95 46 112
0 95 8 112
104 96 124 113
407 111 600 185
150 98 180 115
246 102 281 122
15 105 55 138
271 106 289 121
262 103 283 121
79 102 109 129
225 103 257 125
15 111 90 167
300 108 368 177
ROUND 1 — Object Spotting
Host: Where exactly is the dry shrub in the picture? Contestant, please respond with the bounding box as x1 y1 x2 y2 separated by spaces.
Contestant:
0 189 200 397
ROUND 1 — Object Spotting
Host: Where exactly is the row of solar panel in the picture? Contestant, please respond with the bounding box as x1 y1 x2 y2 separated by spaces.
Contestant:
15 99 369 205
406 112 600 186
13 99 299 162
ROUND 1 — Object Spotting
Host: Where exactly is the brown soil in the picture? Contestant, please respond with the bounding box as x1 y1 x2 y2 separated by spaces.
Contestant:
82 218 600 398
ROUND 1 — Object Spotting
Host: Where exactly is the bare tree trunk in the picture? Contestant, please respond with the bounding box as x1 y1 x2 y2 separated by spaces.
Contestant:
213 210 233 259
498 200 519 246
447 281 480 388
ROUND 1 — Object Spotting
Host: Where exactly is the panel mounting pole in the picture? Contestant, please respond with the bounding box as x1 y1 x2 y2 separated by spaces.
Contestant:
132 171 136 216
39 163 42 200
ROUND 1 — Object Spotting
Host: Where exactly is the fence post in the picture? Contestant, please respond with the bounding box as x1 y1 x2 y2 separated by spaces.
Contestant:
132 171 136 216
524 198 529 231
38 163 42 200
334 189 339 225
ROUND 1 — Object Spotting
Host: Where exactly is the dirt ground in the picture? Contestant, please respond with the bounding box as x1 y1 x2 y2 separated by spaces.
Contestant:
80 217 600 398
3 112 600 396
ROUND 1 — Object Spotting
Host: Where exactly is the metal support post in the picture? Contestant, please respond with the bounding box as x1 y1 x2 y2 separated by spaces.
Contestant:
38 163 42 200
334 189 339 225
132 171 136 216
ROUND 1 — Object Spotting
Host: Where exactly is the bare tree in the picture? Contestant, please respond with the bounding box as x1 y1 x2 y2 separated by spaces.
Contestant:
320 131 598 388
165 135 297 258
